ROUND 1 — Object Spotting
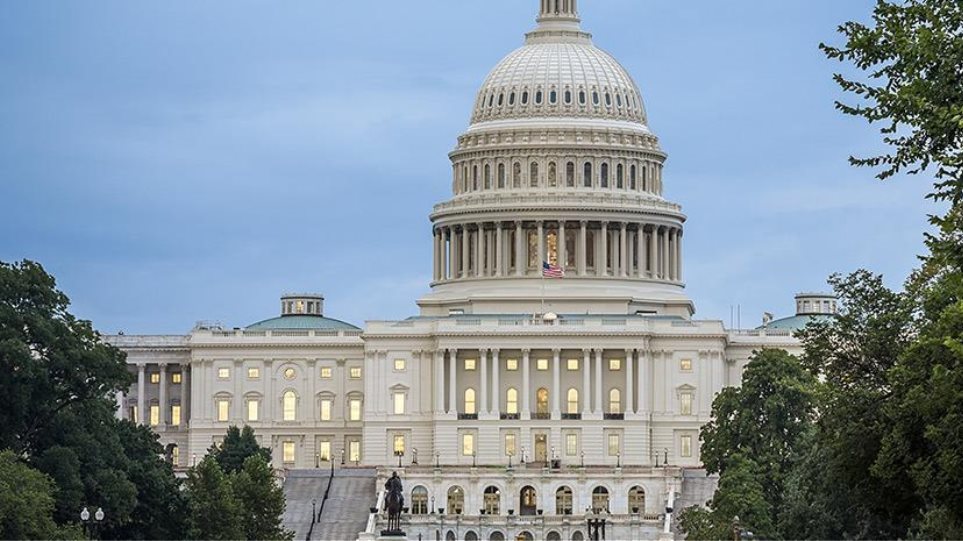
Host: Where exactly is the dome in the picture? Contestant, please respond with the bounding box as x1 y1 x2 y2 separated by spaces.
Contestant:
245 315 359 331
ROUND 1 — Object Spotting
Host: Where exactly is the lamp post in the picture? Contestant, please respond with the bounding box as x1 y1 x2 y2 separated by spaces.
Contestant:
508 450 514 469
315 452 320 468
192 453 197 466
80 507 105 540
663 448 669 466
412 448 418 465
580 451 585 468
395 450 404 468
435 451 440 468
586 508 606 541
472 451 477 468
312 498 317 522
341 449 346 465
616 452 621 468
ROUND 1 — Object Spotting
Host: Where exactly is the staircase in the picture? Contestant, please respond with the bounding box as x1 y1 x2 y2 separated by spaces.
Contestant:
313 468 377 541
282 470 332 541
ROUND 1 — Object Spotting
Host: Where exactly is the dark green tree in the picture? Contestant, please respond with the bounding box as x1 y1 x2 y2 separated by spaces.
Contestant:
0 450 68 539
209 425 272 474
186 457 243 540
679 454 775 541
232 455 293 541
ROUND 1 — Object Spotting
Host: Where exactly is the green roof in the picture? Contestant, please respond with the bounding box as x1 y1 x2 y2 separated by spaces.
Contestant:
760 314 833 331
246 315 360 331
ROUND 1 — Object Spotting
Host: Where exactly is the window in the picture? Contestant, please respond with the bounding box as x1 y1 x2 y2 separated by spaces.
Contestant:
521 91 529 105
681 435 692 457
567 388 579 414
579 90 586 105
130 405 138 422
320 399 332 421
592 487 610 513
484 164 491 189
536 358 549 371
549 89 557 104
548 161 557 187
629 486 646 514
448 486 465 515
536 388 549 415
508 92 516 106
506 359 518 371
566 433 578 456
680 392 693 415
605 92 612 107
609 389 621 414
484 486 501 515
680 359 692 372
247 367 259 379
350 367 362 379
608 434 620 456
171 445 180 465
617 164 624 189
600 163 609 188
172 372 182 384
462 433 475 456
505 433 517 456
513 162 522 188
566 162 575 187
592 91 600 106
349 440 361 462
149 405 159 426
394 358 406 371
609 359 622 371
349 398 362 421
246 399 259 421
393 392 406 415
556 486 574 515
216 399 230 422
218 368 230 379
464 389 476 414
535 89 543 104
171 404 181 426
320 367 332 379
506 388 519 414
393 434 406 455
583 162 593 187
567 358 579 370
530 162 539 187
282 391 297 421
630 164 637 190
150 373 160 384
283 368 296 380
319 441 331 462
464 358 476 371
412 486 429 515
498 163 506 188
283 441 295 464
564 89 572 104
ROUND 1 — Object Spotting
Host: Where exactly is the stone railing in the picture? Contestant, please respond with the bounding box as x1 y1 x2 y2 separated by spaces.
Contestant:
431 191 683 216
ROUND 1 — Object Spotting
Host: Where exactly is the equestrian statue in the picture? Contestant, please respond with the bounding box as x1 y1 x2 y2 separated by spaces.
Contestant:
382 471 405 536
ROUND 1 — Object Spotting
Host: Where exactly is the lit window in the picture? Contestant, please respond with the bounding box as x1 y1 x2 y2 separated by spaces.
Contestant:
393 392 406 415
171 405 181 426
149 405 159 426
130 406 138 422
350 367 362 379
349 440 361 462
609 389 622 414
394 359 406 371
681 435 692 457
505 433 517 456
680 392 693 415
150 373 160 384
680 359 692 372
283 441 295 464
216 399 230 422
506 388 518 414
506 359 518 371
393 434 406 455
320 367 332 379
172 373 182 384
537 358 549 371
319 441 331 462
283 368 296 380
464 359 476 371
566 433 578 456
608 433 620 456
609 359 622 371
320 399 332 421
247 367 259 379
282 391 297 421
462 433 475 456
171 445 180 465
246 399 259 421
567 388 579 414
349 399 362 421
567 359 579 371
218 368 230 379
464 389 476 415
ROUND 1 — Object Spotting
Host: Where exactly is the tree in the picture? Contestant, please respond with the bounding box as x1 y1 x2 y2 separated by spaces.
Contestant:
0 450 64 539
186 457 243 540
232 455 293 541
679 455 774 541
209 425 272 474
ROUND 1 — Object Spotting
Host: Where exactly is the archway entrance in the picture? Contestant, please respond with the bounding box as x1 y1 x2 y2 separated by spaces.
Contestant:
519 486 537 516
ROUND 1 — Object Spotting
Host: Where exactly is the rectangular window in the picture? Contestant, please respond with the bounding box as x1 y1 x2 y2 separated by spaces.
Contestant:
349 399 362 421
150 373 160 384
247 367 259 379
320 400 332 421
282 441 295 464
609 359 622 371
149 405 159 426
680 359 692 372
536 358 549 371
320 367 332 379
172 372 182 384
462 433 475 456
393 393 406 415
680 393 693 415
350 367 362 379
171 405 181 426
681 435 692 457
566 433 578 456
172 445 180 465
349 440 361 463
608 433 620 456
567 358 579 371
505 433 517 457
394 359 406 371
246 399 259 421
319 441 331 462
464 359 476 371
506 359 518 371
393 434 406 455
130 406 138 422
218 368 230 379
216 399 230 422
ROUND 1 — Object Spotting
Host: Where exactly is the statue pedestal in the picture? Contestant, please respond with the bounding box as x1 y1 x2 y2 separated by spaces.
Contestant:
378 532 406 540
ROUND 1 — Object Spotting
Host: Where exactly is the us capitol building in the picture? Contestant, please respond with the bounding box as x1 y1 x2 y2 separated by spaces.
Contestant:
108 2 836 540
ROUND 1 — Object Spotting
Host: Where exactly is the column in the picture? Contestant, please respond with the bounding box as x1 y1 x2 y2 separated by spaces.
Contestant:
637 225 645 278
181 363 190 427
461 226 470 278
594 349 603 414
598 222 608 277
448 349 458 414
158 363 168 428
476 225 484 278
661 228 669 279
619 222 628 277
491 349 500 414
521 349 531 418
433 229 441 281
582 349 591 416
515 221 524 276
668 229 676 281
677 230 684 282
648 227 657 278
537 221 545 266
137 364 146 425
479 348 488 414
559 221 567 270
435 350 445 413
638 349 651 414
578 221 587 276
551 348 561 416
626 349 634 415
496 223 504 276
115 391 125 420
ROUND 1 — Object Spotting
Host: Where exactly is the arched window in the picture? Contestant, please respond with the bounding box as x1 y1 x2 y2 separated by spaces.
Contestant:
484 164 491 190
572 532 585 541
628 486 646 514
535 89 543 105
609 389 621 414
513 162 522 188
498 163 506 189
564 89 572 104
483 486 500 515
548 162 557 187
600 163 609 188
488 93 494 107
566 162 575 187
536 388 549 415
465 532 479 541
617 93 623 108
446 531 456 541
464 388 476 415
506 388 519 415
579 90 586 105
546 532 562 541
555 486 573 515
616 164 624 189
490 532 506 541
592 486 610 512
592 91 600 106
583 162 593 188
549 89 557 104
630 164 637 190
472 165 478 191
509 92 516 106
530 162 539 187
521 91 529 105
605 92 612 107
497 93 504 106
642 165 648 191
282 390 297 421
520 486 538 515
411 486 429 514
567 388 579 414
448 486 465 515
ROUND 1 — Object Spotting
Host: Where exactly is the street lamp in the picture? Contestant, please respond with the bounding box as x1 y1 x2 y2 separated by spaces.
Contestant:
341 449 346 465
412 448 418 465
80 507 105 539
663 448 669 466
435 451 440 468
395 450 404 468
312 498 318 522
472 451 477 468
507 450 514 469
192 453 197 466
586 507 606 541
616 452 621 468
580 451 585 468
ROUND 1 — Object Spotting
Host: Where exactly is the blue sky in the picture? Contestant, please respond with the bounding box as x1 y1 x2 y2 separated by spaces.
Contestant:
0 0 936 334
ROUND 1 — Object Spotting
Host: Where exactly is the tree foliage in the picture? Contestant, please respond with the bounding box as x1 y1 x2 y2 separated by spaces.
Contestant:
233 455 293 541
186 457 244 541
0 450 67 540
210 425 272 474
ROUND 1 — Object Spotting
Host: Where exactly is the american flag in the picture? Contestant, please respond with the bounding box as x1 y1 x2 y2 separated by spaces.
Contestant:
542 261 565 278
